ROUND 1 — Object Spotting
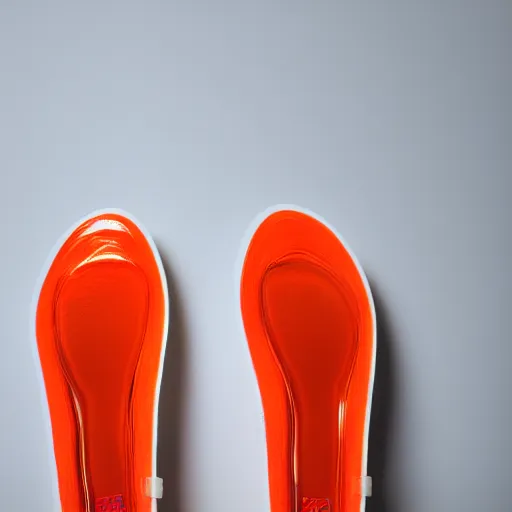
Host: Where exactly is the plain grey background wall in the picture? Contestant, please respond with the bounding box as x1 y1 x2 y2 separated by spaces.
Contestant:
1 1 511 511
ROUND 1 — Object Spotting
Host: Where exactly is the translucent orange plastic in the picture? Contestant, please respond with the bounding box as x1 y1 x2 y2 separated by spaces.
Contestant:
240 210 375 512
35 212 167 512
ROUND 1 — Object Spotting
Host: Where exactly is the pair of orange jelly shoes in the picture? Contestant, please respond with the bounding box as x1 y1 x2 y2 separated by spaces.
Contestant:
33 206 376 512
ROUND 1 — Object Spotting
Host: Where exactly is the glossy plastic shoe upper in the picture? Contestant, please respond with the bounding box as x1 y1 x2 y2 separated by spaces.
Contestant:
240 208 376 512
34 210 168 512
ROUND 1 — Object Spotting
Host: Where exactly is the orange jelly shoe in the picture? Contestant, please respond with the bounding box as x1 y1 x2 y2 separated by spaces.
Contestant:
33 210 168 512
240 207 376 512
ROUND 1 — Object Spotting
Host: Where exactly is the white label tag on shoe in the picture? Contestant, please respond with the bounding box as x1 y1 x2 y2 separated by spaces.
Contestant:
144 476 163 499
361 476 372 497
